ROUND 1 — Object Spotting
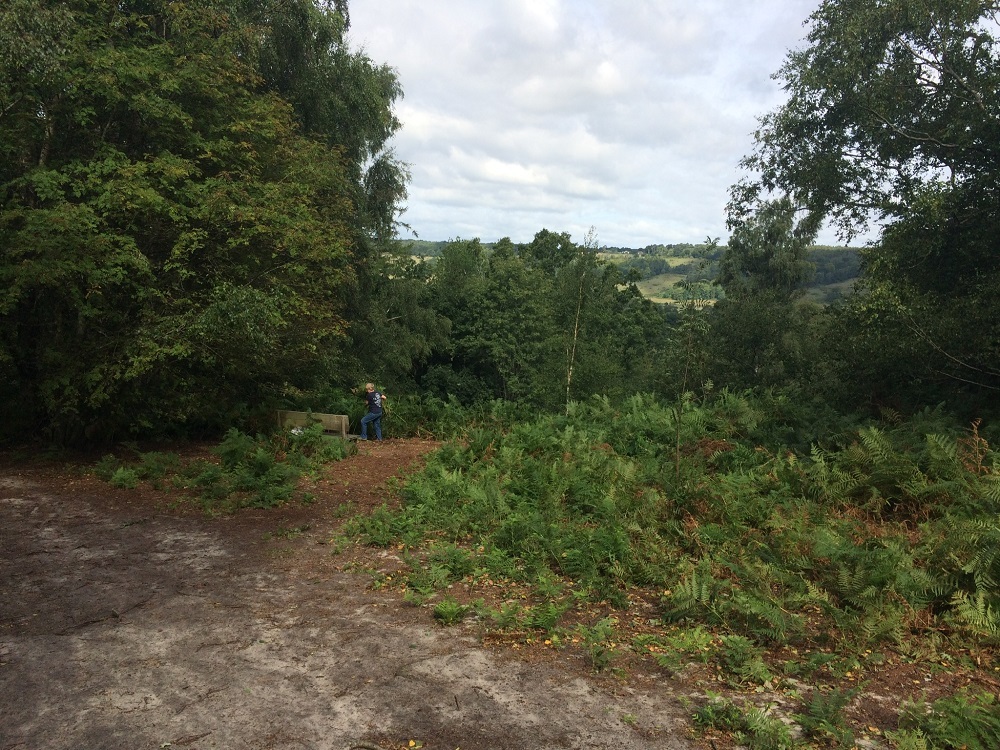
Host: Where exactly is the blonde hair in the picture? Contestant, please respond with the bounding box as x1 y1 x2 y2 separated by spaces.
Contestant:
366 382 374 390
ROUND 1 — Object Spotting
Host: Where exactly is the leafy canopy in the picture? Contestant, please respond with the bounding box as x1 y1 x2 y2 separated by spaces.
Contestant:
0 0 406 443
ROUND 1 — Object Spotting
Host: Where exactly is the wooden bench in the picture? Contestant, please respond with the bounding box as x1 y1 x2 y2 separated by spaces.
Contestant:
275 410 350 439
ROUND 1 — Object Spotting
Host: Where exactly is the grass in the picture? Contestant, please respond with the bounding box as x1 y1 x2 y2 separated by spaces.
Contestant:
634 272 685 300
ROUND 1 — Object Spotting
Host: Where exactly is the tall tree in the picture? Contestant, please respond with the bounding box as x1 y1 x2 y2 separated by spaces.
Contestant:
731 0 1000 408
734 0 1000 235
234 0 408 242
712 202 822 390
417 232 669 408
0 0 406 442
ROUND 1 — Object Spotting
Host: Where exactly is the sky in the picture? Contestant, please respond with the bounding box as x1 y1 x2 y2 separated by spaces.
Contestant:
348 0 834 249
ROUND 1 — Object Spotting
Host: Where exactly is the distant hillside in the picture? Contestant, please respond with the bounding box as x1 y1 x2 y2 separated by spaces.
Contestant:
393 238 862 304
605 244 861 304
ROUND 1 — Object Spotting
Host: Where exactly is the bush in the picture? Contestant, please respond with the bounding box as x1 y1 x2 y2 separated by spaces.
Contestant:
109 467 139 489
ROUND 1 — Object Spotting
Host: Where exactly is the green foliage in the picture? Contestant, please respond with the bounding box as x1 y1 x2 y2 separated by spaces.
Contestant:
480 601 524 630
347 392 1000 707
719 197 816 303
428 543 476 580
884 729 929 750
0 0 408 444
693 694 796 750
94 425 350 511
652 626 716 672
576 617 619 672
412 232 672 411
216 429 259 471
378 394 531 442
793 686 858 746
718 635 773 686
94 454 124 482
898 692 1000 750
404 561 452 596
432 597 471 626
523 600 569 633
135 452 181 481
731 0 1000 411
345 505 409 547
692 693 746 732
736 704 797 750
109 467 140 490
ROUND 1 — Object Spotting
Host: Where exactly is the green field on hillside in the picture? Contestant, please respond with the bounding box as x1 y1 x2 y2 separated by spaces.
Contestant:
635 273 687 302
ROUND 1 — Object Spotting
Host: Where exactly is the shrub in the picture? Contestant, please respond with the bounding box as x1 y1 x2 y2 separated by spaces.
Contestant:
94 426 351 511
109 467 139 489
794 686 857 746
576 617 619 672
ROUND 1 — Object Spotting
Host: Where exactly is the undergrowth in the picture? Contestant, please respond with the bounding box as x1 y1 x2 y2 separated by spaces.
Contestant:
94 424 354 511
342 392 1000 748
91 391 1000 747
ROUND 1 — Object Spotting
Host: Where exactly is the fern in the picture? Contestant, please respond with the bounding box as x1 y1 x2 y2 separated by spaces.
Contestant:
883 729 929 750
524 600 569 632
663 559 725 622
951 591 1000 636
859 425 895 466
725 589 800 645
737 703 796 750
985 475 1000 505
899 692 1000 750
718 635 773 685
794 686 858 746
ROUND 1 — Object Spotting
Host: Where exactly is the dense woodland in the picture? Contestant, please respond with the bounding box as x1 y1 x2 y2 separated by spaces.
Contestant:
3 2 1000 746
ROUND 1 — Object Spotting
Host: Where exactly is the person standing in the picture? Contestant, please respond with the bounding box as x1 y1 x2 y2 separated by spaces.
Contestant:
359 382 386 441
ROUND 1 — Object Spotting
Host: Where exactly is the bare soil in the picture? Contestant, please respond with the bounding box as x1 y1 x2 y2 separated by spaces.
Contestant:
0 439 696 750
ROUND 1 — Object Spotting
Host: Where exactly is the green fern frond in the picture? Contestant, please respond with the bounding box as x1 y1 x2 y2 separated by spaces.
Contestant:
951 591 1000 636
925 433 960 477
663 559 725 622
984 476 1000 504
879 407 903 426
835 565 867 602
859 426 893 460
803 580 833 604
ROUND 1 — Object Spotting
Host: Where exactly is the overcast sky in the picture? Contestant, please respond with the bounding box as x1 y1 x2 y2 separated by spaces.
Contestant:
348 0 831 248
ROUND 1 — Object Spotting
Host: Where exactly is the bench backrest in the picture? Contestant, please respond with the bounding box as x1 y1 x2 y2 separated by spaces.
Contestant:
275 410 349 438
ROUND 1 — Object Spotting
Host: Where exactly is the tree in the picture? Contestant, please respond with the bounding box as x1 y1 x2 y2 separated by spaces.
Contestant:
235 0 408 242
520 229 579 276
417 232 670 409
731 0 1000 409
361 253 451 393
0 0 407 443
734 0 1000 235
712 202 823 390
420 237 559 405
718 199 817 303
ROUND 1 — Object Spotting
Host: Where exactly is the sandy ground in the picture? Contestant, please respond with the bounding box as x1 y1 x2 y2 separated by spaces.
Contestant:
0 441 696 750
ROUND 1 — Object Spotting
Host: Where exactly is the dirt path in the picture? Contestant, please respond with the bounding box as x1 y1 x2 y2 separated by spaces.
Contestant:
0 440 695 750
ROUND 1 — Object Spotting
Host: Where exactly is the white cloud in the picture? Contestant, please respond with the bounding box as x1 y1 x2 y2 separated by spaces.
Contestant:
350 0 834 247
